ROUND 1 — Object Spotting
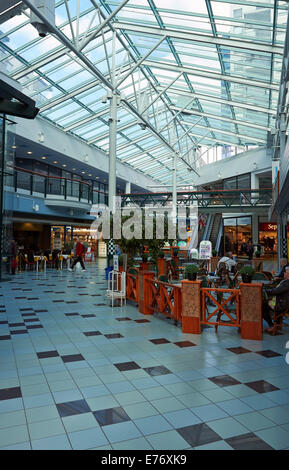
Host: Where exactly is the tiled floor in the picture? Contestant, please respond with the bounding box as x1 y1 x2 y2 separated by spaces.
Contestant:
0 260 289 450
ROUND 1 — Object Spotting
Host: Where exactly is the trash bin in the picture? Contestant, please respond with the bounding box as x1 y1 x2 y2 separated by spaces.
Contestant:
105 266 113 280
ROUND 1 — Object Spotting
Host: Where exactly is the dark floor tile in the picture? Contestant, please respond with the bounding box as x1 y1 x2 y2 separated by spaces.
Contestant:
19 308 33 311
93 407 131 426
209 375 242 388
56 399 91 417
27 298 39 300
225 432 274 450
174 341 196 348
24 318 40 323
21 313 36 317
177 423 222 447
8 323 25 327
149 338 171 344
37 350 59 359
105 333 124 339
27 325 43 329
144 366 172 376
0 335 11 340
256 350 282 358
34 309 48 313
81 314 96 318
116 317 132 322
53 300 64 303
244 380 280 394
94 303 107 306
0 387 22 401
61 354 85 363
0 321 8 325
227 347 252 354
114 361 141 372
83 331 102 336
135 319 150 323
65 313 79 317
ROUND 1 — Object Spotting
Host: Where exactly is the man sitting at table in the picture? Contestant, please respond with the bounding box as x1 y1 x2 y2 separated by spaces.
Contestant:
263 266 289 333
216 252 237 273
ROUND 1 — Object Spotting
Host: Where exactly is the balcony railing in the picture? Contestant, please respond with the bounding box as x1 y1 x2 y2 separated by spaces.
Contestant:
6 167 109 206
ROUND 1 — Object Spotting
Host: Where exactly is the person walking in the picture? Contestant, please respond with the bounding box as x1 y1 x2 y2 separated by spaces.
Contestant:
68 238 86 272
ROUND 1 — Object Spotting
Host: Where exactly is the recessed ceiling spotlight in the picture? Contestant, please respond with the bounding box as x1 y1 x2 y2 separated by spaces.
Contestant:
62 164 67 167
95 176 99 179
72 168 76 171
41 156 47 160
12 145 17 149
27 151 33 155
53 160 58 164
88 173 92 176
81 171 85 174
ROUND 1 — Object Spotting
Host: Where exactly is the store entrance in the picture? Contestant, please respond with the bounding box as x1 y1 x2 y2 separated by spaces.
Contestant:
259 222 277 258
223 216 252 256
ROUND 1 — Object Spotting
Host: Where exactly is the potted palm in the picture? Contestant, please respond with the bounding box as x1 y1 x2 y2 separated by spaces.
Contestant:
184 264 199 281
240 265 255 284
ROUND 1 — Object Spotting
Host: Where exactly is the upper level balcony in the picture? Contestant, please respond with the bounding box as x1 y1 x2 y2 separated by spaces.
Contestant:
5 167 109 212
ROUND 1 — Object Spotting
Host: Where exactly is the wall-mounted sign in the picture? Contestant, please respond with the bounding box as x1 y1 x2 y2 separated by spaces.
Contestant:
259 223 278 232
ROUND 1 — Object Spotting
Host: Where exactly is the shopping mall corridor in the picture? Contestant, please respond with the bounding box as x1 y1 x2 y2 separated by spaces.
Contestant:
0 260 289 450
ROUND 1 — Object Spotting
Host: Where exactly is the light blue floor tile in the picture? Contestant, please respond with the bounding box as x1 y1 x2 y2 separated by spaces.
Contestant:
102 421 142 444
0 398 23 413
259 406 289 425
68 426 109 450
163 409 202 428
191 403 229 422
255 426 289 450
0 441 31 450
234 411 276 432
134 415 173 436
0 425 29 447
146 430 191 450
112 437 153 450
208 417 250 439
31 434 72 450
23 393 55 409
217 398 254 416
240 394 276 411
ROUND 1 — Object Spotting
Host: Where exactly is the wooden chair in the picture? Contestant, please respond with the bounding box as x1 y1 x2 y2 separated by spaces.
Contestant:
266 304 289 336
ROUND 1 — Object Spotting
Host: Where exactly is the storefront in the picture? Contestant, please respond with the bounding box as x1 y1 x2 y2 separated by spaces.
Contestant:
223 216 252 255
13 222 51 251
258 222 278 256
50 225 107 258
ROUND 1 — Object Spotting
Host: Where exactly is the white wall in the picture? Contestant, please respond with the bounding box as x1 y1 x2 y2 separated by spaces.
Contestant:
192 147 272 187
14 115 160 191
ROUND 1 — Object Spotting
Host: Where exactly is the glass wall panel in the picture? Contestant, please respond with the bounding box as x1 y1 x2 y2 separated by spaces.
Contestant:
0 116 15 280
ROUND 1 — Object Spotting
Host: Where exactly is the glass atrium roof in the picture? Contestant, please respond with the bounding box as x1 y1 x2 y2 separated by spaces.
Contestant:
0 0 288 185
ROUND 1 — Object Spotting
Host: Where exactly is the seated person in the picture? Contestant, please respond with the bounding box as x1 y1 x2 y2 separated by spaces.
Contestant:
216 251 237 273
276 257 289 279
263 266 289 333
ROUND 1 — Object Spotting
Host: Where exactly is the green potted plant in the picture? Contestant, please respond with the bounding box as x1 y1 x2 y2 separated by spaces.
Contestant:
240 265 255 283
254 250 261 258
184 264 199 281
158 250 165 259
212 249 218 257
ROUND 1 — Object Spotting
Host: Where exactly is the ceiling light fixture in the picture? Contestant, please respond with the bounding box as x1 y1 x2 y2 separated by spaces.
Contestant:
62 164 67 167
53 161 58 164
41 156 46 160
27 151 32 155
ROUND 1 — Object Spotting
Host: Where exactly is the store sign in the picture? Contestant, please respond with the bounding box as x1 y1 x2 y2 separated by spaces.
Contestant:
259 223 277 232
113 255 119 272
199 240 212 259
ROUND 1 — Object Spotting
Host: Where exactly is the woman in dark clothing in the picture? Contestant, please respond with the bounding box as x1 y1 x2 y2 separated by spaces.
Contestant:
263 267 289 333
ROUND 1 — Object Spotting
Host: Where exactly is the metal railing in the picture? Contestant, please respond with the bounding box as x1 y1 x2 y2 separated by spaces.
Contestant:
121 188 273 208
7 167 109 205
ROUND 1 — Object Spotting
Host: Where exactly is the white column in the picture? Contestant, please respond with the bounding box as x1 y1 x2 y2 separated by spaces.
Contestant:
125 181 131 194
